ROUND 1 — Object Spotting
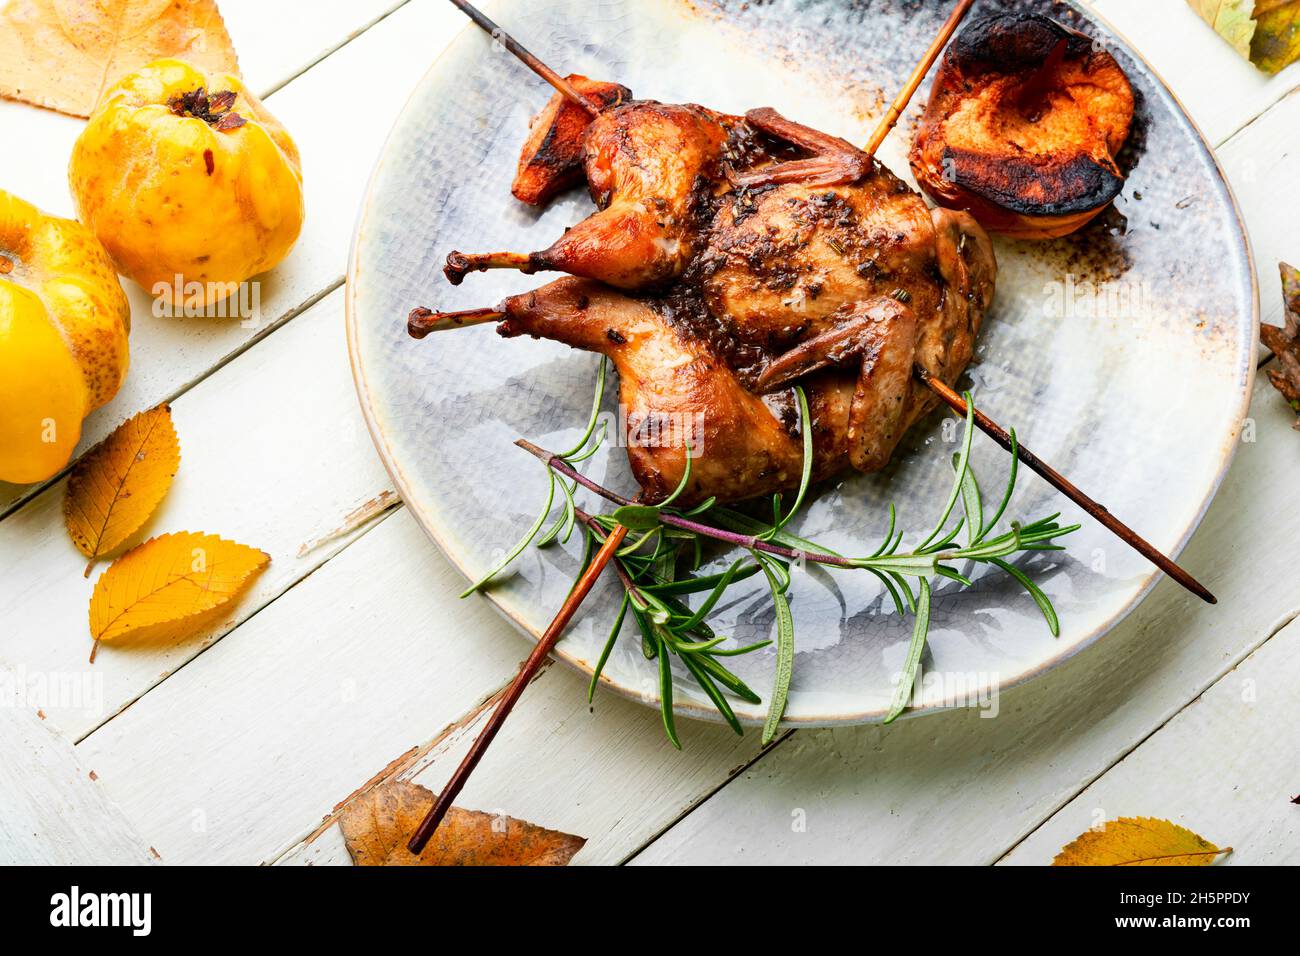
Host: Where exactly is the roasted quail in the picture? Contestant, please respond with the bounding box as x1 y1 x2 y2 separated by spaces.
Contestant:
414 90 998 504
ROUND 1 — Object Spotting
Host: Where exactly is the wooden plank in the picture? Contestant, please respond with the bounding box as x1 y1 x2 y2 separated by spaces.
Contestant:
74 508 733 866
0 0 468 516
98 362 1299 867
0 702 156 865
623 71 1300 864
277 652 763 866
628 369 1298 865
1092 0 1300 147
70 41 1300 863
1000 616 1300 866
1215 87 1300 331
0 289 394 741
72 503 758 866
221 0 411 96
3 0 1295 866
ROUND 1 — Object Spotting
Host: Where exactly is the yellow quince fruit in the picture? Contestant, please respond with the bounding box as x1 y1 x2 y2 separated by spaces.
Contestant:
0 189 130 484
69 59 304 307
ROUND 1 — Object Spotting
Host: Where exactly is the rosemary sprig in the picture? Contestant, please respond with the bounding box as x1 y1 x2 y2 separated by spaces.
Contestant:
467 361 1078 743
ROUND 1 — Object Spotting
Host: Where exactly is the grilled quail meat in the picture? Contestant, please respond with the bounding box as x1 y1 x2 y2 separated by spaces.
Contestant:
417 91 998 504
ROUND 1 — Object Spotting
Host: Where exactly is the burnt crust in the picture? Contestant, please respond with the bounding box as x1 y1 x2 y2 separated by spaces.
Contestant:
947 12 1096 76
941 146 1125 217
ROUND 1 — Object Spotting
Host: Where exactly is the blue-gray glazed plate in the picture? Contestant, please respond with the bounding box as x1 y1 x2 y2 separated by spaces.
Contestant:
347 0 1257 727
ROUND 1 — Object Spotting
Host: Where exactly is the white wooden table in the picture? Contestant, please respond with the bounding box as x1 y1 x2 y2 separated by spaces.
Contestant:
2 0 1298 866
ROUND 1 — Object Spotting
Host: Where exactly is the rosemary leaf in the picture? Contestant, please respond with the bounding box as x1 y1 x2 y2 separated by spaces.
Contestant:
642 562 761 595
706 638 773 657
632 606 658 660
989 556 1060 637
557 356 608 459
884 577 932 724
658 445 694 508
869 502 897 558
867 567 908 617
757 552 795 745
918 394 976 551
536 479 576 548
680 651 744 736
588 593 630 702
693 652 762 704
955 452 983 546
983 427 1018 534
460 467 556 597
681 496 718 517
657 631 681 749
669 558 748 633
763 386 813 538
935 564 974 587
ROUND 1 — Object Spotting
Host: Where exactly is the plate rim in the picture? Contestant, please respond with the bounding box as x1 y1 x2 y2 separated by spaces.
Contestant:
344 0 1260 727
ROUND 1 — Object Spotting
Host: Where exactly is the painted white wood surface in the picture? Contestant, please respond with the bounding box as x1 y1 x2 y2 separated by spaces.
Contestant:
630 371 1299 865
0 704 156 865
0 289 394 741
1001 615 1300 866
77 506 764 865
1 0 1299 865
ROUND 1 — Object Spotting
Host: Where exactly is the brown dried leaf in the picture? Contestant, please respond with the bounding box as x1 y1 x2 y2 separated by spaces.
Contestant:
1261 261 1300 428
0 0 240 117
339 781 586 866
64 404 180 574
1054 816 1231 866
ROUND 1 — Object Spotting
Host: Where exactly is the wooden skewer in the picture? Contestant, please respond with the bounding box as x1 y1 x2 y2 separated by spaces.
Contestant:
410 0 1212 856
863 0 975 155
447 0 603 115
914 366 1216 605
408 4 630 853
407 520 630 854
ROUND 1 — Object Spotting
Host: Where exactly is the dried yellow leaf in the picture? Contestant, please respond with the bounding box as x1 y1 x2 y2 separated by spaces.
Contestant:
64 404 180 573
1053 816 1231 866
1188 0 1300 72
1253 0 1300 72
339 781 586 866
88 531 269 650
0 0 241 117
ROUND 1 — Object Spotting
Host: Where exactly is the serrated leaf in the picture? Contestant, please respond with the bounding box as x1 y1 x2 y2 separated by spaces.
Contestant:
339 781 585 866
65 405 180 574
88 532 269 651
1189 0 1300 72
1053 816 1232 866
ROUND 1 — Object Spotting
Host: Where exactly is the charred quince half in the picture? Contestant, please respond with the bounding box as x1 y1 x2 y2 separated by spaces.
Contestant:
911 12 1134 239
0 189 130 484
69 59 304 307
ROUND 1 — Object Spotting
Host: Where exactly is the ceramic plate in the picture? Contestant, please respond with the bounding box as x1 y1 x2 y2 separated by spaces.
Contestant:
347 0 1257 727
